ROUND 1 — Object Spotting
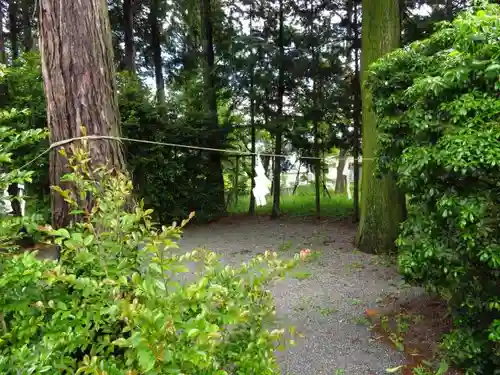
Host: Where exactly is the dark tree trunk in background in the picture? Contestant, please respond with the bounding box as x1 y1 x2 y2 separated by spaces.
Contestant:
445 0 453 21
150 0 165 103
7 0 20 215
352 58 361 222
249 96 256 214
7 183 22 216
200 0 226 215
21 0 32 51
310 4 320 220
350 0 361 222
123 0 135 72
8 0 18 60
0 4 5 64
248 3 256 215
313 118 320 218
39 0 126 228
271 0 285 219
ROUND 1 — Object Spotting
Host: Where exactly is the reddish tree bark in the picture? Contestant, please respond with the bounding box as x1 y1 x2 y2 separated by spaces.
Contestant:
39 0 126 228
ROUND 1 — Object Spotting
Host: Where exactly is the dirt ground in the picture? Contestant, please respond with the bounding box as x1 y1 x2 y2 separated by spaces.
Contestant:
178 216 456 375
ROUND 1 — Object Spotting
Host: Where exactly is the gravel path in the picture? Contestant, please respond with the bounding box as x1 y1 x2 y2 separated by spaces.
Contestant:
178 216 422 375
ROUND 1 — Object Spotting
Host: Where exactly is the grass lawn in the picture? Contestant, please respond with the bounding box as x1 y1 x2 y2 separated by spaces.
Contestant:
228 185 353 218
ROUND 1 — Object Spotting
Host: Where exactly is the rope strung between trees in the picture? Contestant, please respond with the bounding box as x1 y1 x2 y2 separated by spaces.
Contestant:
19 134 373 172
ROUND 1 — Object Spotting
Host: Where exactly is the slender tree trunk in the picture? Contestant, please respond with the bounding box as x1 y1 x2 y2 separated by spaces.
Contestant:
352 59 361 221
292 160 301 194
248 4 256 215
271 0 285 219
7 183 21 216
21 0 32 51
200 0 226 215
352 0 361 222
39 0 126 229
150 0 165 103
0 5 5 63
310 4 320 219
249 66 256 215
263 155 270 176
8 0 18 60
262 88 271 178
234 155 240 205
313 120 320 218
335 148 347 193
7 0 20 216
356 0 405 254
122 0 135 72
445 0 453 21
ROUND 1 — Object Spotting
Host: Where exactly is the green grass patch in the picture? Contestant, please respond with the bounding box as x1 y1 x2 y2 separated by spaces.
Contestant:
318 307 339 316
228 185 353 217
291 270 312 280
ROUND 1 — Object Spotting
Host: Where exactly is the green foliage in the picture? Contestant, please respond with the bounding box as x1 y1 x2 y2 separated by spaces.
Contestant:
0 55 49 211
0 120 48 246
367 5 500 374
0 144 300 374
117 72 231 222
1 59 235 223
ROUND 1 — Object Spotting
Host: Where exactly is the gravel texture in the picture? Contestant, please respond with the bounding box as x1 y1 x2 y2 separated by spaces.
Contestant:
177 216 423 375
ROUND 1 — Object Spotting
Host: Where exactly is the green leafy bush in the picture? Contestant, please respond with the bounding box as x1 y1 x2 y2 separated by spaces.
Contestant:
0 143 299 374
366 5 500 374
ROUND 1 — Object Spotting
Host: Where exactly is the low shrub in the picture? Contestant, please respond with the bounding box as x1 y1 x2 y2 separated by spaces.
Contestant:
367 5 500 374
0 143 300 374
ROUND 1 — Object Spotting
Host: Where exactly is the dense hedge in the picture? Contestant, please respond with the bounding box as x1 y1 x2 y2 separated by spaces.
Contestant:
366 5 500 374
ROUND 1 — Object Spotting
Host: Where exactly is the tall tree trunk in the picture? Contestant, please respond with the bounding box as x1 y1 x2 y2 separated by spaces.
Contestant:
445 0 453 21
248 5 256 215
7 183 21 216
352 52 361 222
248 71 257 214
7 0 20 216
200 0 225 215
39 0 126 229
352 0 361 222
262 89 271 177
313 119 320 218
0 4 5 63
271 0 285 219
21 0 32 51
335 148 347 193
150 0 165 103
310 2 320 219
122 0 135 72
8 0 18 60
356 0 405 254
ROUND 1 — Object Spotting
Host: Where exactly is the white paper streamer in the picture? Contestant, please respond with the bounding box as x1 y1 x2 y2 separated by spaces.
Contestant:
252 154 271 206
